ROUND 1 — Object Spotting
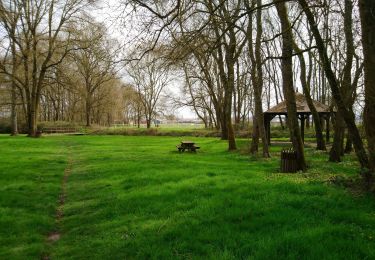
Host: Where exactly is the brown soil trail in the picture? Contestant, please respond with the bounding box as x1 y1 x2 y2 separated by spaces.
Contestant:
41 144 74 260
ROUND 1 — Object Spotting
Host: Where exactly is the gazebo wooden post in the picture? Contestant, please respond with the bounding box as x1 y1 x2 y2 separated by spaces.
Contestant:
267 116 271 145
264 114 271 145
306 114 310 128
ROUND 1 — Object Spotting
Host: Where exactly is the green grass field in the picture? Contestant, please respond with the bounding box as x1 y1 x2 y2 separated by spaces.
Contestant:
1 135 375 259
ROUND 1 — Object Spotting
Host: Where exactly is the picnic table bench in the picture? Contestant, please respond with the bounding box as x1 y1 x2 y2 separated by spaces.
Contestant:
176 141 200 152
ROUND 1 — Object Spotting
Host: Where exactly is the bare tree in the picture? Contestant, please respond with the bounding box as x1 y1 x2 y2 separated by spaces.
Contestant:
71 21 117 127
247 0 270 157
0 0 93 136
0 0 20 135
329 0 359 162
358 0 375 185
274 0 307 171
127 53 170 128
292 34 326 151
298 0 370 175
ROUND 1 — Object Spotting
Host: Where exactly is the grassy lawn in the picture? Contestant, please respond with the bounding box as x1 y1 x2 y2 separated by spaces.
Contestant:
1 135 375 259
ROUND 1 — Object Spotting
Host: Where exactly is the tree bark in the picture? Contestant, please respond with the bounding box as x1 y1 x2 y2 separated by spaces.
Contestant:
359 0 375 183
249 0 270 157
329 112 345 161
28 96 38 137
86 94 92 127
330 0 355 161
10 78 18 136
225 51 237 150
247 4 259 154
344 132 353 153
250 116 259 153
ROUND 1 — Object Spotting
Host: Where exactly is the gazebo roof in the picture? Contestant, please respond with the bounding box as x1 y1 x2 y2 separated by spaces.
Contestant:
264 92 331 114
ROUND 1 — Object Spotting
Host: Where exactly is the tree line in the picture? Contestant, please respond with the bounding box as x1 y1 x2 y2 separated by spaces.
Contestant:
126 0 375 187
0 0 374 188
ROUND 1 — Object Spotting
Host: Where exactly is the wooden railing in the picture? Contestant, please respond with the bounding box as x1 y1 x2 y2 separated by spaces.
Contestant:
42 127 79 134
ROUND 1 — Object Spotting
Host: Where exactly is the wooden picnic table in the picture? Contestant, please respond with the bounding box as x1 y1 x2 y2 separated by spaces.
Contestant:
177 140 200 152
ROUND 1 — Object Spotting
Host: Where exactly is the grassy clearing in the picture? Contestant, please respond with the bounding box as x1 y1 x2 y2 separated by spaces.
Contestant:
1 135 375 259
0 136 68 258
86 124 329 141
88 125 218 137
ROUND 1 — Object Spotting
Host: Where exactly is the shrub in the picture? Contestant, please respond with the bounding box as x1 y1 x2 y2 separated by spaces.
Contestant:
0 119 11 133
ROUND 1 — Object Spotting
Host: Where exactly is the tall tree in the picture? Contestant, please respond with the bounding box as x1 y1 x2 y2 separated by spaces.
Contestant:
247 0 270 157
298 0 370 179
329 0 356 162
206 0 246 150
72 21 116 127
292 40 326 150
128 53 170 129
0 0 20 135
359 0 375 184
274 0 307 171
0 0 91 136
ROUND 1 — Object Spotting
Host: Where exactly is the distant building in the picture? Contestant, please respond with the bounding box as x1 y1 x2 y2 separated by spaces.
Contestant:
153 119 162 127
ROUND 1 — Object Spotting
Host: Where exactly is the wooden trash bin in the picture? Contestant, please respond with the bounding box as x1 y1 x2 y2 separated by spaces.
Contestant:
280 148 298 173
35 130 43 138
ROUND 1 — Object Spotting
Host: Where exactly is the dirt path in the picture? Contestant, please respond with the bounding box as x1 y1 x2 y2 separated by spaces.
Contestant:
41 144 74 259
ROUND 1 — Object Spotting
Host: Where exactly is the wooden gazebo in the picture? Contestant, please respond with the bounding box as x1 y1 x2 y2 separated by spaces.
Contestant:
263 92 332 145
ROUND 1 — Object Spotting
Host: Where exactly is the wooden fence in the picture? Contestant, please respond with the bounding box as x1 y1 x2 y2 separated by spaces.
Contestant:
42 127 79 134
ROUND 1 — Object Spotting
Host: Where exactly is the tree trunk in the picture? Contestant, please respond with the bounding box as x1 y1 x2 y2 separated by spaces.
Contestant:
227 118 236 150
330 0 355 161
250 116 259 154
359 0 375 184
255 0 269 157
10 37 18 136
329 113 345 161
28 99 38 137
344 132 353 153
220 114 228 140
146 110 152 129
275 1 307 171
292 41 326 150
329 113 345 162
206 0 237 149
137 107 141 128
86 94 92 127
224 64 237 150
10 81 18 136
247 0 269 157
